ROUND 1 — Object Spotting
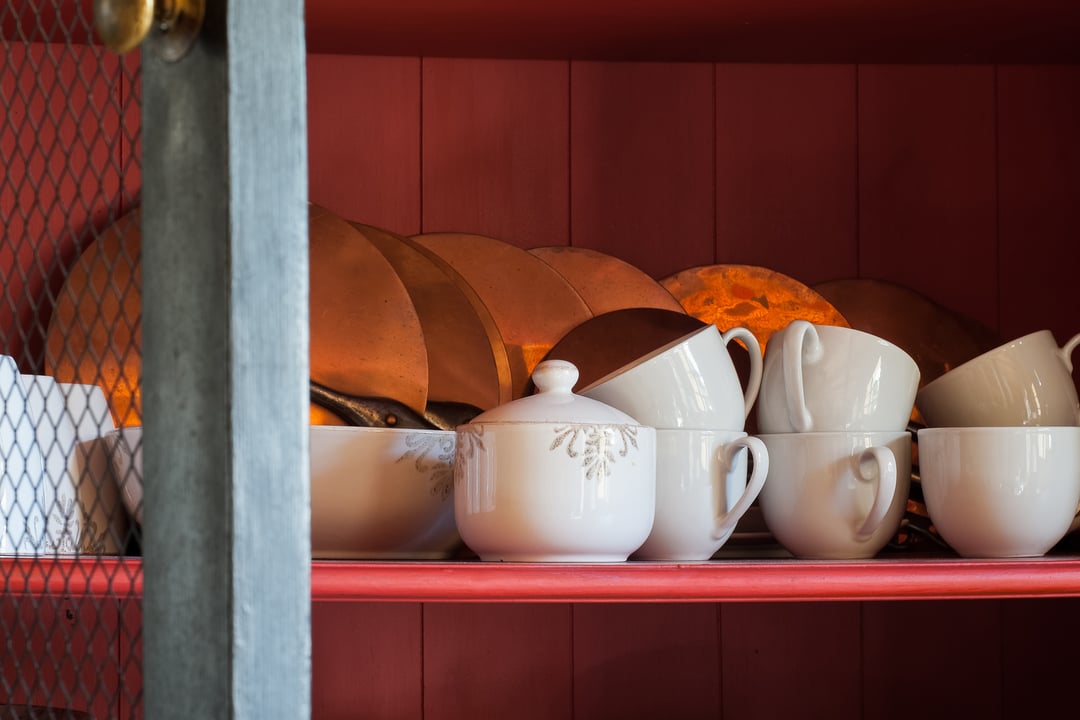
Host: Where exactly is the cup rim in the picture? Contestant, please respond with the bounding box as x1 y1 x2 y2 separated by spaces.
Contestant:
579 323 718 393
756 429 911 440
917 425 1080 438
917 329 1054 397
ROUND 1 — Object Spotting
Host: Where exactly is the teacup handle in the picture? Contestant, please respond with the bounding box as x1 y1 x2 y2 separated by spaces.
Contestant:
781 320 824 432
1058 332 1080 373
854 446 897 540
712 435 769 541
721 327 763 421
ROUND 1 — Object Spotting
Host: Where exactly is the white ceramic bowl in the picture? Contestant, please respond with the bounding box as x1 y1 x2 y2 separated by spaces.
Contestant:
917 426 1080 557
455 360 656 562
106 424 463 559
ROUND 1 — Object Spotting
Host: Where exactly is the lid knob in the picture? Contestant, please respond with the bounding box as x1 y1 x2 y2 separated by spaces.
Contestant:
532 359 578 395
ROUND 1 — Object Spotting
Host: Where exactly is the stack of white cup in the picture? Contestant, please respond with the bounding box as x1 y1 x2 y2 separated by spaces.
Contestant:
914 330 1080 558
580 323 770 561
754 320 920 559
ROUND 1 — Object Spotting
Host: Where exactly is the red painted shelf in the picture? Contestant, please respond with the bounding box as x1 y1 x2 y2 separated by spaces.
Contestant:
11 1 1080 62
8 554 1080 602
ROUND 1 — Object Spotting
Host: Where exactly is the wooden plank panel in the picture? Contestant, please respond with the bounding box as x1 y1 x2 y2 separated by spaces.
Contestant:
422 58 569 248
573 603 719 719
715 64 858 285
312 602 422 720
306 54 421 234
0 43 122 371
119 596 143 720
0 594 120 720
570 61 714 279
997 66 1080 353
423 603 572 720
857 65 998 333
722 602 861 720
862 600 1002 720
1001 598 1080 716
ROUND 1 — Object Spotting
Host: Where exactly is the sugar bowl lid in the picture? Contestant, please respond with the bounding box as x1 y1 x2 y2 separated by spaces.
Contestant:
466 359 644 425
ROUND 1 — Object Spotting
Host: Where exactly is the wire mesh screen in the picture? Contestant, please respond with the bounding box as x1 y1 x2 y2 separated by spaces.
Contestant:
2 2 142 718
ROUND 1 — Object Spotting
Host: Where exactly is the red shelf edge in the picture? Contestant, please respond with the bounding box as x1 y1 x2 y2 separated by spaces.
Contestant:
6 557 1080 602
308 557 1080 603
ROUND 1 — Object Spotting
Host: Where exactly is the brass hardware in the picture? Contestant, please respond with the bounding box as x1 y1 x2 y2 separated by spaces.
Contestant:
94 0 205 62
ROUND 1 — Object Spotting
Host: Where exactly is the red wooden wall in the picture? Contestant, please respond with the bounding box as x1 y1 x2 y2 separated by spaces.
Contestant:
302 56 1080 720
6 48 1080 719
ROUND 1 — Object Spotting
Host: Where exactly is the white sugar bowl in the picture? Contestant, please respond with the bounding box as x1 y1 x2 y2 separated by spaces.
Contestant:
454 359 656 562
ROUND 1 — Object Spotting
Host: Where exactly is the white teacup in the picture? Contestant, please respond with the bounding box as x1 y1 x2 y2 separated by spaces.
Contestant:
917 426 1080 558
634 429 768 561
1 357 46 554
17 376 126 555
580 323 762 431
916 330 1080 428
757 321 920 433
757 430 911 559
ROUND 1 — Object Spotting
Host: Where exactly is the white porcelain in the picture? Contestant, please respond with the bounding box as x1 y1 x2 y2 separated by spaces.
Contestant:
108 424 462 559
916 330 1080 428
455 359 656 562
1 357 46 555
757 430 911 559
579 323 762 431
106 425 144 526
634 429 768 561
917 426 1080 558
310 425 460 559
757 321 920 433
18 376 126 554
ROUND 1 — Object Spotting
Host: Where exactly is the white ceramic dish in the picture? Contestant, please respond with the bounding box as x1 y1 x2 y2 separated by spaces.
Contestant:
107 424 462 559
917 426 1080 557
916 329 1080 428
455 359 656 562
580 323 761 431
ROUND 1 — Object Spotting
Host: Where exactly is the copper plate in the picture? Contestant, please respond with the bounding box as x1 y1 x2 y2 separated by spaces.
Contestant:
357 222 511 410
812 278 1000 390
409 232 593 399
310 205 429 414
528 246 685 316
45 209 142 426
661 264 850 353
535 308 707 393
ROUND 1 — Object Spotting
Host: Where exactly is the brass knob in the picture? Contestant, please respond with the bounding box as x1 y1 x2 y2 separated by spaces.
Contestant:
94 0 205 62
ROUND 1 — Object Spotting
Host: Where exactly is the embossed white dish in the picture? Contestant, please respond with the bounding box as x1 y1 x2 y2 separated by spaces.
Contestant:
454 359 656 562
108 424 461 559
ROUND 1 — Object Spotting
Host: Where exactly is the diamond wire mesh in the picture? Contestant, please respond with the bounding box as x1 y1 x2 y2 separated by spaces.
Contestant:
2 2 142 719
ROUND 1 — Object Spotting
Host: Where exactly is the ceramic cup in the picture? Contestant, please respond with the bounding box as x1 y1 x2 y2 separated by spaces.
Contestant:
1 357 46 554
18 377 126 555
634 429 768 561
757 430 911 559
580 323 762 431
917 426 1080 558
916 330 1080 428
757 321 920 434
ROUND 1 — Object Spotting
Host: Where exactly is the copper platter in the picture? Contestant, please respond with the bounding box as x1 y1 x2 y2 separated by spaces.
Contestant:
535 308 707 393
528 246 685 316
409 232 593 399
45 209 142 426
309 205 429 415
661 264 850 353
356 222 511 411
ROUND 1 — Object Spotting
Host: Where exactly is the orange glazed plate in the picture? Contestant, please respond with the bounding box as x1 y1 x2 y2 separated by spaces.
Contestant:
660 264 850 355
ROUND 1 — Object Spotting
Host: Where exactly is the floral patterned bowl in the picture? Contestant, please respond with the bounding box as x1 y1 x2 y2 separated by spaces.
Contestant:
454 359 656 562
107 424 462 559
310 425 460 559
